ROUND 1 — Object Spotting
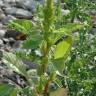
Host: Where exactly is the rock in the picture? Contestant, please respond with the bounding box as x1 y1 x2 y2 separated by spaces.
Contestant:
16 0 36 12
4 29 24 40
39 0 45 4
3 0 16 3
4 7 33 19
3 0 16 7
0 9 6 21
9 37 16 46
1 15 16 25
0 23 3 29
61 9 70 16
2 38 9 44
22 59 36 70
12 40 23 48
0 0 4 7
1 16 15 25
0 39 3 46
3 37 16 47
0 30 6 39
61 3 65 9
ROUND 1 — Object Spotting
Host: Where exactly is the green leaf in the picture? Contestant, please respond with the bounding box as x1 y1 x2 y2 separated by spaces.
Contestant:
23 35 43 49
0 84 17 96
3 52 27 77
54 36 72 59
8 19 34 34
8 21 27 33
53 23 83 43
53 36 73 73
21 19 34 32
54 23 83 34
50 88 67 96
52 58 65 73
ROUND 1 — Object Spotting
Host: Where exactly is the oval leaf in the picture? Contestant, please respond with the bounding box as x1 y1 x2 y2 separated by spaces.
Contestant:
54 36 72 59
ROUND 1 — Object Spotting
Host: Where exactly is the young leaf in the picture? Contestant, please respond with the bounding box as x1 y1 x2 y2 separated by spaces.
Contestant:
23 35 43 49
53 23 83 43
54 23 83 34
54 36 72 59
8 19 34 34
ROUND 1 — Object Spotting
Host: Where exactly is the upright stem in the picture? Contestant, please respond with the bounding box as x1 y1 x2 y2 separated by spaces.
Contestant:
41 0 54 73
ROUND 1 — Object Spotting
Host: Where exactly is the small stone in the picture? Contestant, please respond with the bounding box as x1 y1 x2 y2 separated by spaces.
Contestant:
4 7 33 19
0 30 6 39
16 0 36 12
9 37 16 46
0 0 4 7
0 23 3 28
61 3 65 9
0 9 6 20
12 40 22 48
22 59 36 69
61 9 70 16
2 38 9 44
3 0 16 3
38 0 45 4
0 39 3 46
4 29 22 40
1 15 16 25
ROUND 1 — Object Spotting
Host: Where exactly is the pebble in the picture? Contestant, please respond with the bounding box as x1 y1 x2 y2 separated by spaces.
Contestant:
1 15 16 25
0 30 6 39
12 40 22 48
61 9 70 16
0 9 6 21
0 39 3 46
2 38 9 44
9 37 16 46
3 0 16 3
16 0 36 12
4 7 33 19
0 0 4 7
0 23 3 28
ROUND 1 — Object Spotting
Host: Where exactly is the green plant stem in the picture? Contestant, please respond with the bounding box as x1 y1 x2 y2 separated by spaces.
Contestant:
71 10 76 23
41 0 54 74
41 43 50 73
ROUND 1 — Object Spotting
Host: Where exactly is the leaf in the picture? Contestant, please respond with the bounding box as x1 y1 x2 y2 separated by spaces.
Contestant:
21 19 34 32
8 21 27 33
54 23 83 34
8 19 34 34
52 58 65 73
54 36 72 59
0 84 17 96
3 52 27 77
50 88 68 96
53 23 83 43
23 35 43 49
